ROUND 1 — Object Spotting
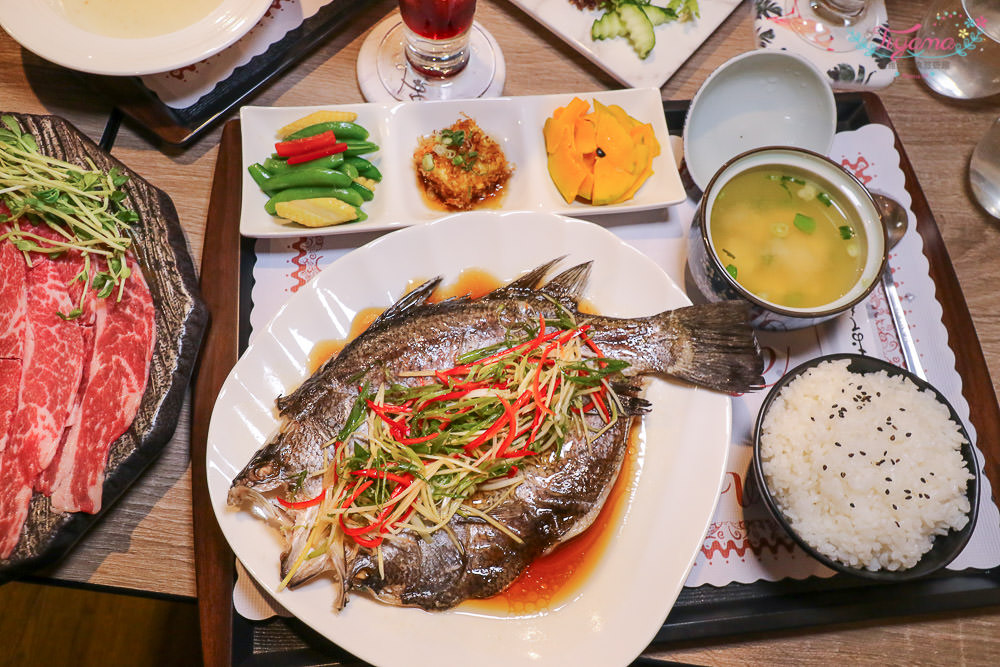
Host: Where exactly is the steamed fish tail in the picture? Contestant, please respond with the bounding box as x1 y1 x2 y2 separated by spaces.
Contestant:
585 301 764 393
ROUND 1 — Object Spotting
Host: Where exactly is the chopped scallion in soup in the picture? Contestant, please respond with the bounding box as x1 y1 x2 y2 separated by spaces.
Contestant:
709 166 866 309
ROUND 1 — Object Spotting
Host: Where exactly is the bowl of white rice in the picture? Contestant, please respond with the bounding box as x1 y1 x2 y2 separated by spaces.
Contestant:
753 354 980 580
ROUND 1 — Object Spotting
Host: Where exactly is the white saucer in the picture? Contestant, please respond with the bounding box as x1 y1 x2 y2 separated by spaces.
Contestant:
357 11 505 102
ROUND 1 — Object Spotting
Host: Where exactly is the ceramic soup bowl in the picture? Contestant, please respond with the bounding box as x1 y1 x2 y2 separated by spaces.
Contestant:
687 146 891 331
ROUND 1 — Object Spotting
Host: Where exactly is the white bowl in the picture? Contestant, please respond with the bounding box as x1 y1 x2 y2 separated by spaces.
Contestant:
683 50 837 191
0 0 271 76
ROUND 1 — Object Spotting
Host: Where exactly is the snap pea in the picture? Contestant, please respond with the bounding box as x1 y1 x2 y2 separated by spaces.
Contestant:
345 156 382 182
261 168 352 195
361 164 383 182
265 187 364 215
247 163 272 189
339 161 359 179
343 140 379 157
263 153 344 173
349 181 374 202
284 121 370 142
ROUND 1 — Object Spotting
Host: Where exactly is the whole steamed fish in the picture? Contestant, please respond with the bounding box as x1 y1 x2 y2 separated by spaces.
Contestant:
229 259 763 611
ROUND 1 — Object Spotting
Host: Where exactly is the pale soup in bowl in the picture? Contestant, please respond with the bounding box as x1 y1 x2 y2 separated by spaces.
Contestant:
709 165 867 309
686 147 888 331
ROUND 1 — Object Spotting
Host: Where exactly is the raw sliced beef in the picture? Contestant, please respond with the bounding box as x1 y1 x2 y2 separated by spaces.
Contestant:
0 360 24 557
0 359 20 456
0 231 26 361
35 324 96 496
0 260 85 557
47 257 155 514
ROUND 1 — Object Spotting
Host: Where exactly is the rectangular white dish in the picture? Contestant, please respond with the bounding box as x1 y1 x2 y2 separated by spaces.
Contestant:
239 88 685 238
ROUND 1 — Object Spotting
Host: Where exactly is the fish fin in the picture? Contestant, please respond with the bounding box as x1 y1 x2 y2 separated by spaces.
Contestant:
494 257 565 293
660 302 764 393
539 261 592 304
368 276 444 330
606 380 651 415
615 394 652 416
280 507 342 591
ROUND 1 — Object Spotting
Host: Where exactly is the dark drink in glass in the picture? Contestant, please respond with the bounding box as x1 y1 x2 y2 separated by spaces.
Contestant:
398 0 477 77
399 0 476 40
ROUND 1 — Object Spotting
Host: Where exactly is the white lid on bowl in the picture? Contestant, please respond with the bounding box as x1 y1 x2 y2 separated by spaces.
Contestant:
683 50 837 192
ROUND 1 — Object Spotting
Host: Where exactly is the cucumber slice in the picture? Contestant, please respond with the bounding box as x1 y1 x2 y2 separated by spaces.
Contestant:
591 10 626 40
641 5 676 26
618 2 656 60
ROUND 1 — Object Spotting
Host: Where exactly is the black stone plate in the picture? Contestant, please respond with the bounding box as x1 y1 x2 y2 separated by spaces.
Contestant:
0 112 208 579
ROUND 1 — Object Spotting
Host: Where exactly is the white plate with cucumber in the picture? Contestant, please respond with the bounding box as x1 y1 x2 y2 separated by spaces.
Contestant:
504 0 742 89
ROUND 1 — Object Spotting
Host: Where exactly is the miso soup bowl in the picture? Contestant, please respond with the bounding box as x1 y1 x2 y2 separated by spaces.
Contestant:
687 147 889 331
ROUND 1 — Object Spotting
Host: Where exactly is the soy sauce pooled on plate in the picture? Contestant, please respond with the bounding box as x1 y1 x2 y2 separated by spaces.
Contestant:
709 166 867 309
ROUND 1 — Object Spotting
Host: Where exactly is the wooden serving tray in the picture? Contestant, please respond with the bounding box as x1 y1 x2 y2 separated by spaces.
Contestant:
190 92 1000 666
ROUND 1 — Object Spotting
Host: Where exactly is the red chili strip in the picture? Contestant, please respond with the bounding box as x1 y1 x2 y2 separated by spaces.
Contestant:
440 325 564 377
531 345 556 417
591 389 610 422
286 142 348 165
274 130 338 157
366 399 406 429
350 469 413 485
277 488 326 510
527 401 545 445
371 481 416 532
500 447 539 459
395 431 440 445
464 403 510 452
352 533 383 548
378 402 414 414
580 329 606 361
494 395 520 457
338 479 378 539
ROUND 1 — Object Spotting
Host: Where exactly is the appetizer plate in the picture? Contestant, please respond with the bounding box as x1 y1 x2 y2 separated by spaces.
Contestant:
505 0 743 89
239 88 684 238
0 0 271 76
0 112 207 576
208 211 731 666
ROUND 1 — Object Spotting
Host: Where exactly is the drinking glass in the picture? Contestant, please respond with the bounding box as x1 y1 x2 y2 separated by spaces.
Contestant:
784 0 880 53
400 0 476 78
970 118 1000 218
808 0 871 26
915 0 1000 100
360 0 503 102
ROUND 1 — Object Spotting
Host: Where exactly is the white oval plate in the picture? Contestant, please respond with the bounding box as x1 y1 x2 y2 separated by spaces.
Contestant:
0 0 270 76
239 88 685 238
207 211 731 667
